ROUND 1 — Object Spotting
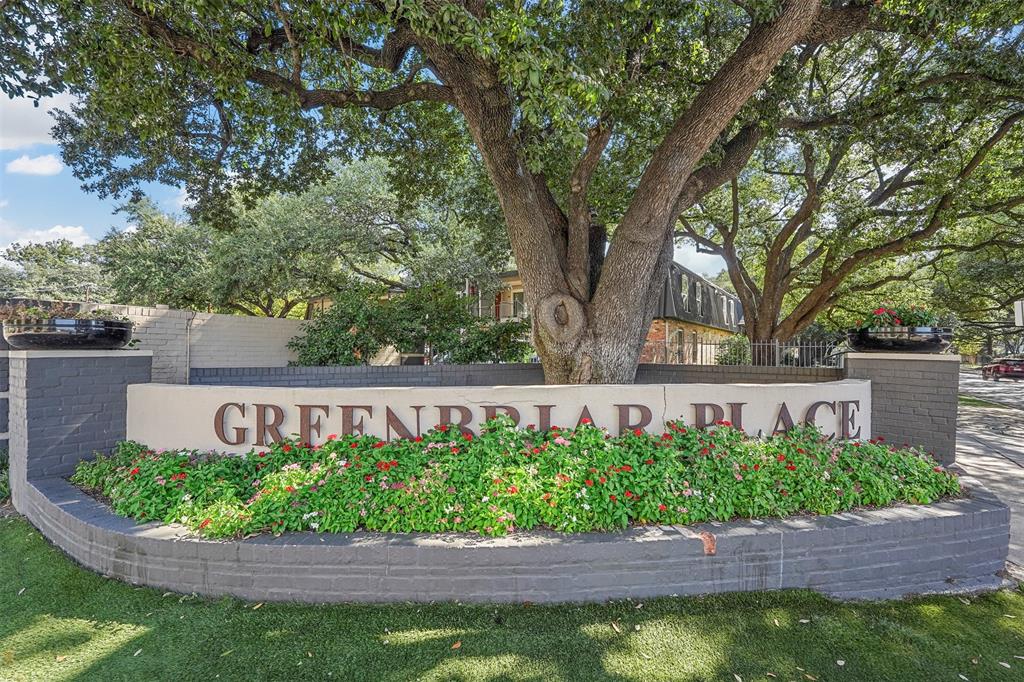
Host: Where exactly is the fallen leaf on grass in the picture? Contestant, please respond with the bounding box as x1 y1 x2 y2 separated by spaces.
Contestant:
252 603 263 610
611 621 622 633
1014 655 1024 660
133 649 142 657
634 624 641 632
451 641 461 650
17 588 25 596
766 674 777 679
999 662 1011 669
732 674 742 682
803 674 818 681
220 650 233 657
772 618 780 627
306 652 313 658
836 660 845 666
958 675 969 681
959 597 971 605
55 656 67 663
798 619 810 624
971 657 979 665
1005 614 1017 619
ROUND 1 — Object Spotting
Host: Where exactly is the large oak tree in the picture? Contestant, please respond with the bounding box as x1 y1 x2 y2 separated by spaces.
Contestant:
3 0 1019 382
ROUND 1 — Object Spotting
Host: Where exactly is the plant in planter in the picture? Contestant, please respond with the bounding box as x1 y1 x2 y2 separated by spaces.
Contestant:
0 302 134 351
846 304 952 354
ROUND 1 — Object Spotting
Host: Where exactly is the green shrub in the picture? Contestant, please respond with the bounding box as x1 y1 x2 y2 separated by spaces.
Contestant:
715 335 751 365
0 449 9 503
71 421 961 538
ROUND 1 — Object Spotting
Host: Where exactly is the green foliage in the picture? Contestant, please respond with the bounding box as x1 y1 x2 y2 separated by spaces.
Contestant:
288 284 531 366
72 421 960 539
715 335 751 366
2 240 109 302
286 285 390 366
853 304 939 329
95 159 506 316
0 449 9 503
449 318 533 364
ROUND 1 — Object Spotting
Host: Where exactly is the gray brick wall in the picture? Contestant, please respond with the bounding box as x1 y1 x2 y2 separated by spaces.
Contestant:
190 363 843 387
18 476 1009 603
845 354 959 464
8 352 153 509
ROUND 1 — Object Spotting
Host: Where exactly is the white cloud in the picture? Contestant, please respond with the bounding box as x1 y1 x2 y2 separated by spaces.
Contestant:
0 93 75 150
0 199 8 209
674 241 725 277
5 153 64 176
0 221 94 252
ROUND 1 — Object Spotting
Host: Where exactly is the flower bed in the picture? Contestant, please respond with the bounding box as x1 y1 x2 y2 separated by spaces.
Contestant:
70 419 961 538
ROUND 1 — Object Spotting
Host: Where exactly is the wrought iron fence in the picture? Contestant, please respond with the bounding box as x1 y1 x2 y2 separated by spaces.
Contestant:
642 333 844 367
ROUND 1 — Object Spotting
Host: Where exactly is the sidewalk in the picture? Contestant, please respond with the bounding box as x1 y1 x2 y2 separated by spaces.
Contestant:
956 404 1024 571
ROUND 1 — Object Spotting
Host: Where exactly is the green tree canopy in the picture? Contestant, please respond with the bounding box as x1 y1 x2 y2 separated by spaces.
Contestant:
2 240 109 302
3 0 1021 380
97 158 508 315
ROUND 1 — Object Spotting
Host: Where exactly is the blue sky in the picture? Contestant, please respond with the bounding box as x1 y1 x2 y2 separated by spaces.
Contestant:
0 94 184 250
0 93 725 276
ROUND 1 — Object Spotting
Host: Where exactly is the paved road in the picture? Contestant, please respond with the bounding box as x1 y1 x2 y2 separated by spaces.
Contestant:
955 371 1024 571
959 369 1024 410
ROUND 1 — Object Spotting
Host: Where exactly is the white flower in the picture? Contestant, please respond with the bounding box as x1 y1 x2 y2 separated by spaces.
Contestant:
481 495 490 503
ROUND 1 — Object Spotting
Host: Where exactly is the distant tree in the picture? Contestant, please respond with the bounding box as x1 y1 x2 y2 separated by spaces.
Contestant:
98 159 506 316
3 240 109 301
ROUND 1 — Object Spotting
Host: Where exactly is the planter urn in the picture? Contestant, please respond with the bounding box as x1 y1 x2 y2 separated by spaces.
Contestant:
2 318 134 351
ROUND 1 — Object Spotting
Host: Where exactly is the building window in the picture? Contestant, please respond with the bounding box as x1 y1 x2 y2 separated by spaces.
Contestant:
694 284 703 316
680 273 689 312
512 291 527 318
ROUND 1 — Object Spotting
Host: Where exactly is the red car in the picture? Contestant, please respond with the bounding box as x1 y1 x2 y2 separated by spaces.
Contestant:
982 357 1024 380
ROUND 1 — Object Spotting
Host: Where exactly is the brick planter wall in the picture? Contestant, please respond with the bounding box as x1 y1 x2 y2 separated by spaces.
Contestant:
845 353 960 465
17 476 1009 603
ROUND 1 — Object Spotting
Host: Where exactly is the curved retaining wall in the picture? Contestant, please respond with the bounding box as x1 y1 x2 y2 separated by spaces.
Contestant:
22 477 1009 603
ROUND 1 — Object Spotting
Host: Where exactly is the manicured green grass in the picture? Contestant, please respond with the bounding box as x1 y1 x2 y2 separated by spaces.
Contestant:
2 517 1024 681
959 394 1013 409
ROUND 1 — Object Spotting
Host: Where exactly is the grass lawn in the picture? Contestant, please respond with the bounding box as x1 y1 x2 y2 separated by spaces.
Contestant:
2 517 1024 681
958 395 1013 409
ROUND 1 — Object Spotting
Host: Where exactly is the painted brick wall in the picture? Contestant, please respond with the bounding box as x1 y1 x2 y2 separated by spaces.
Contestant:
190 363 843 387
8 351 153 509
72 302 303 382
19 476 1009 603
845 353 959 464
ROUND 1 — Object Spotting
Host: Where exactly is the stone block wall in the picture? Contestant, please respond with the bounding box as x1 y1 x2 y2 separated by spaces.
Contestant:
8 351 152 509
845 353 960 464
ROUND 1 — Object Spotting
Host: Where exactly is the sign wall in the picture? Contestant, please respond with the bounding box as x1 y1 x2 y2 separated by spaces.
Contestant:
127 380 872 454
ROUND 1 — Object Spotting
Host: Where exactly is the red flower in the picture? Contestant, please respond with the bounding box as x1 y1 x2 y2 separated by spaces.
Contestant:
619 465 633 473
933 466 943 473
414 436 423 442
327 434 337 440
658 504 668 512
644 458 655 465
753 464 760 471
282 444 292 453
633 428 643 436
506 485 518 495
580 417 592 425
438 424 448 432
599 476 607 484
785 464 797 471
129 467 140 476
450 447 459 454
624 490 634 498
364 475 374 482
609 494 617 502
463 433 473 442
716 420 732 427
776 454 786 462
285 485 296 493
258 452 267 458
372 441 385 449
350 442 359 449
796 448 805 454
585 479 594 487
532 447 541 454
660 433 673 442
199 518 211 529
700 448 710 456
